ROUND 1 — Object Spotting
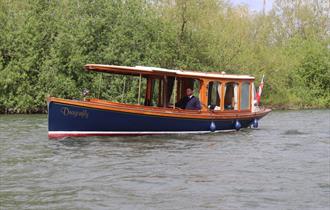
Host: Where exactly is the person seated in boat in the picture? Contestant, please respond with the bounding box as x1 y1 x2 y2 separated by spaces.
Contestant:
175 88 201 110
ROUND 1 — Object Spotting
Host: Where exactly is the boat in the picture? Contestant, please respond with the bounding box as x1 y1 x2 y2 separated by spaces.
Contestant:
47 64 271 138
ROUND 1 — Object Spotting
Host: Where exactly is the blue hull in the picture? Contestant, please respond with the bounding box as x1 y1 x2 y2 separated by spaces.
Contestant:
48 101 258 138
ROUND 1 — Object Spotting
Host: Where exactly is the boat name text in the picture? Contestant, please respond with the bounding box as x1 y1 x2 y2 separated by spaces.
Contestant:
61 107 89 119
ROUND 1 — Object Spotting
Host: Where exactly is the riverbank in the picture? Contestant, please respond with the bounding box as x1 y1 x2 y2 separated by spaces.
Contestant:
1 1 329 117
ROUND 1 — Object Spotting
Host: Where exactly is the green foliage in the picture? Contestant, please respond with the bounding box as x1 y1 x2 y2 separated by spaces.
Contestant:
0 0 329 113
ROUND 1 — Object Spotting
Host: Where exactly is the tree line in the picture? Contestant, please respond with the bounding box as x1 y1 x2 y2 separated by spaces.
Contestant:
0 0 329 113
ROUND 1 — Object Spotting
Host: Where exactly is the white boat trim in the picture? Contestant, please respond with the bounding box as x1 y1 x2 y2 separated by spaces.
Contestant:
48 130 236 135
85 64 255 80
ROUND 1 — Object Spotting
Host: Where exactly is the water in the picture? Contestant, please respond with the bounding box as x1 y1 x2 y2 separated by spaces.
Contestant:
0 110 329 210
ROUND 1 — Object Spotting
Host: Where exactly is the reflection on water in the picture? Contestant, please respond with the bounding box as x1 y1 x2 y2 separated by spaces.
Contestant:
0 110 329 210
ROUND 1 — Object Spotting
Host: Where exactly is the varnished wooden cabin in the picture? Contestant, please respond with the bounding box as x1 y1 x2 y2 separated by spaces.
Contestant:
84 64 257 112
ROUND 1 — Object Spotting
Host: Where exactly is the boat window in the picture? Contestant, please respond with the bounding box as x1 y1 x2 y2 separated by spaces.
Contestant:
125 76 147 104
151 79 162 107
224 82 239 110
240 82 250 110
146 77 201 108
170 78 201 107
166 77 175 106
96 74 148 105
207 81 221 110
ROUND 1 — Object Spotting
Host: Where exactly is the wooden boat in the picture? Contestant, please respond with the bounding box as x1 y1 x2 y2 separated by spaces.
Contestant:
47 64 271 138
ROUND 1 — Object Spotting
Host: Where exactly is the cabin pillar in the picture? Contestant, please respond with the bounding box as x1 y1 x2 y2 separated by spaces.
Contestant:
158 78 163 107
137 74 142 105
171 77 177 108
163 76 168 107
144 77 153 106
200 79 208 111
176 79 182 102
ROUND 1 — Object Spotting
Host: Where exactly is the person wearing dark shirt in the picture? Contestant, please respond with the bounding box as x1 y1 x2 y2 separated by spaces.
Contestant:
175 88 202 110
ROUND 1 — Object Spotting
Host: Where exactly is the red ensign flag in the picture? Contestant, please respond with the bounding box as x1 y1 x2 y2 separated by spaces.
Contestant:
256 75 264 105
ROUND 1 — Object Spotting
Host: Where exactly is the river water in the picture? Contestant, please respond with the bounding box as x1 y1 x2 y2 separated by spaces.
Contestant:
0 110 329 210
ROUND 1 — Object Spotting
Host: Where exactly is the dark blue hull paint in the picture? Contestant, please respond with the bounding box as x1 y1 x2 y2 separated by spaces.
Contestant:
48 102 259 135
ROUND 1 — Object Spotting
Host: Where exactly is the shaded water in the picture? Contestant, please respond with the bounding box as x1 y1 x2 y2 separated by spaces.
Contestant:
0 110 329 210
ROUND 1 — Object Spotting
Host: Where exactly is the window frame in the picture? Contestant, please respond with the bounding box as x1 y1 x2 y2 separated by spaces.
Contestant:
207 80 222 110
222 81 240 112
239 81 251 111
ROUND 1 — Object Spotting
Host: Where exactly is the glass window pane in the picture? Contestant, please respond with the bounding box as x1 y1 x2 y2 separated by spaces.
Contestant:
240 82 250 110
224 82 238 110
208 81 221 110
193 80 200 98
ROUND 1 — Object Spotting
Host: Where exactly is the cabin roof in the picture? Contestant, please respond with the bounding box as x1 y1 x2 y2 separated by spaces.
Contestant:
85 64 255 80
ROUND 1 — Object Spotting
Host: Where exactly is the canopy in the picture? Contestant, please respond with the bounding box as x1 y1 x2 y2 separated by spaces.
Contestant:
85 64 255 80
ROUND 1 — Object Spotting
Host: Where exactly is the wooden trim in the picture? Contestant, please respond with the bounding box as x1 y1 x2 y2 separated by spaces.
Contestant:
200 79 208 111
220 81 224 111
249 81 253 112
145 78 153 106
238 82 241 111
176 79 182 102
158 78 162 107
163 76 168 107
137 74 142 105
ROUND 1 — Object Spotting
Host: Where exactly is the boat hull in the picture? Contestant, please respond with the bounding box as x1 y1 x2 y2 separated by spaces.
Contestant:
48 99 270 139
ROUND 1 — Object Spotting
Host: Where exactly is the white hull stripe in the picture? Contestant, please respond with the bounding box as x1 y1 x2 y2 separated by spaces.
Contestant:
48 130 235 135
